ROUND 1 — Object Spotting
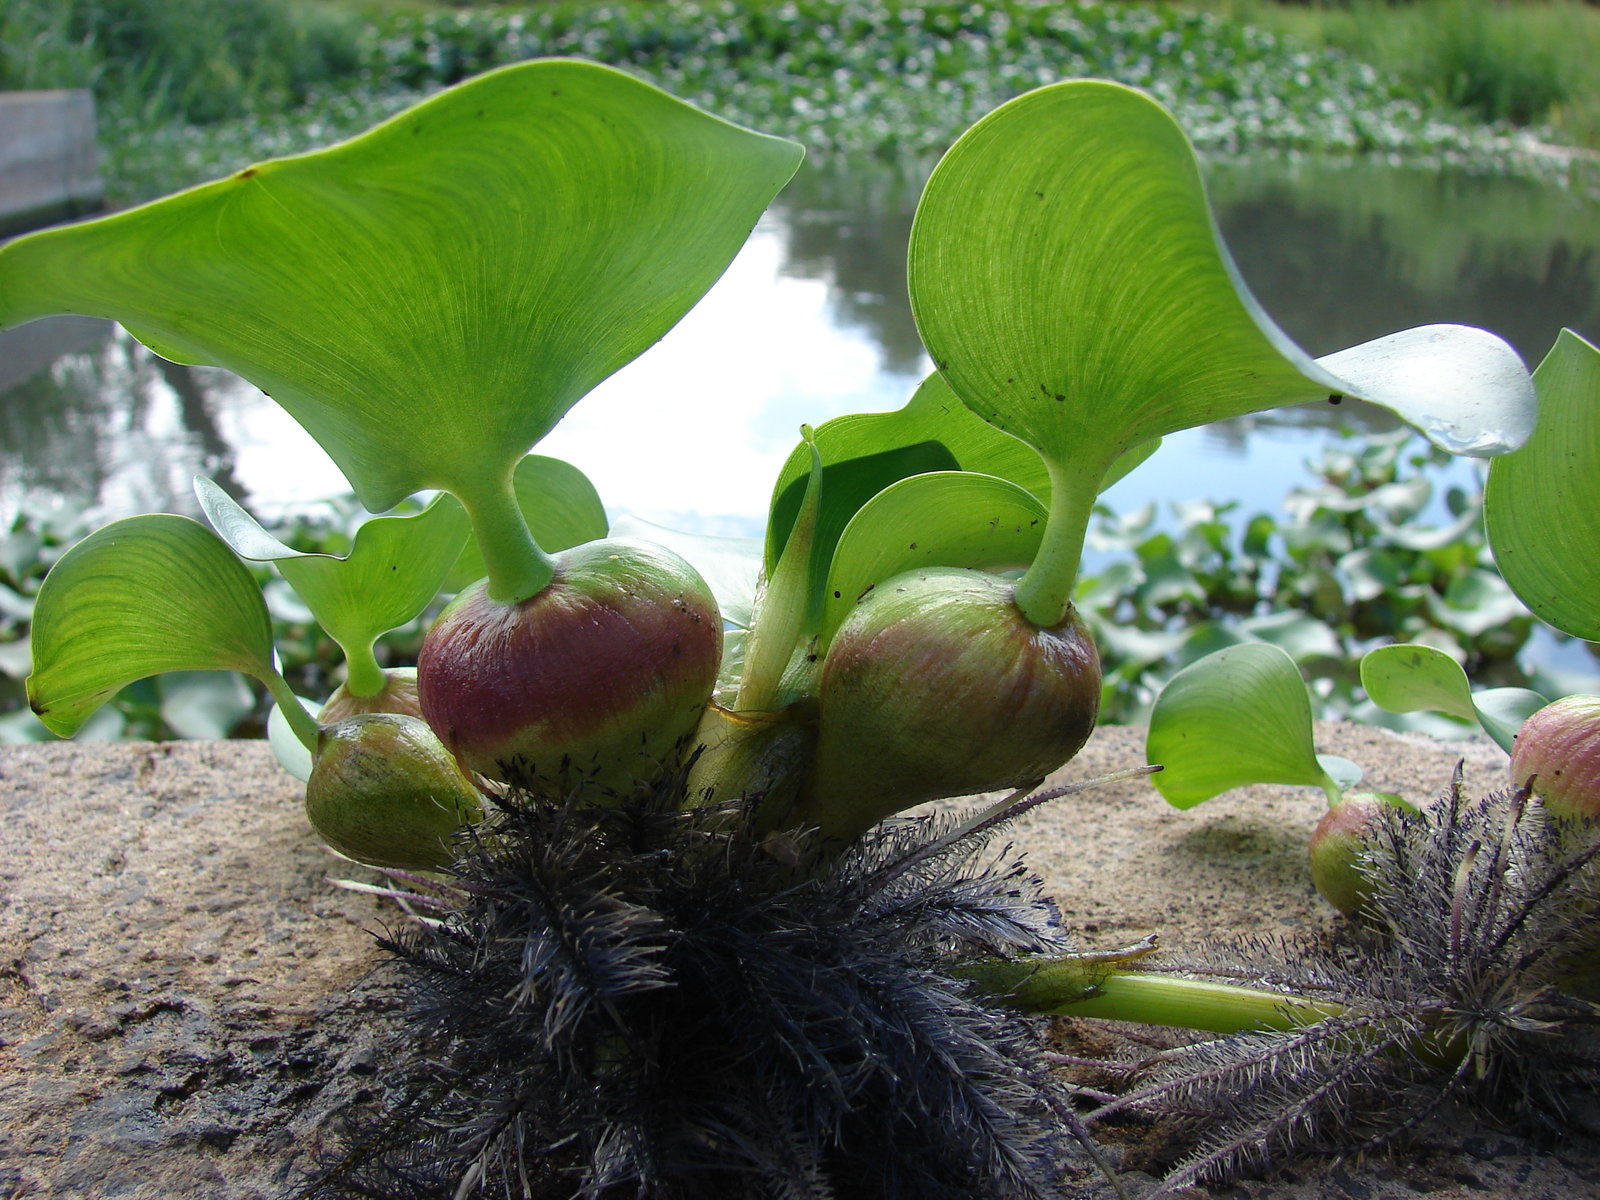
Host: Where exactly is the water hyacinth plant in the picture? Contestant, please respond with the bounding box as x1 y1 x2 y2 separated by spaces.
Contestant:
4 58 1581 1195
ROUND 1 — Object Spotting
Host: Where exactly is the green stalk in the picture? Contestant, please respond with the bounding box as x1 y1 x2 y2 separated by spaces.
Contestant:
453 470 555 605
738 429 824 712
258 663 322 753
341 638 389 698
1012 455 1104 628
961 955 1343 1036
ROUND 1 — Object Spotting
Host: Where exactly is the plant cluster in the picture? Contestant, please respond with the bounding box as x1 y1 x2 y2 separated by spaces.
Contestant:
1074 770 1600 1190
5 60 1586 1195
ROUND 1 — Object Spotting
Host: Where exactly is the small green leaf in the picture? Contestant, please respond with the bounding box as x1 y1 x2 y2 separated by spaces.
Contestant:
1147 643 1330 809
445 454 609 592
819 471 1048 650
1360 643 1478 723
1486 329 1600 640
27 515 278 736
1472 687 1548 754
610 514 763 631
197 480 469 696
908 79 1535 627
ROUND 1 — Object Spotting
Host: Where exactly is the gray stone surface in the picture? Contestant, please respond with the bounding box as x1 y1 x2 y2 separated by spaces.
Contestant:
0 726 1595 1198
0 90 103 238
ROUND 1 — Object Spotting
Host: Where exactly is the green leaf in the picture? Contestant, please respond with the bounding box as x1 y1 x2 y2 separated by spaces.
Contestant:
27 515 278 737
1472 688 1548 754
1360 643 1478 722
1146 643 1331 809
1358 644 1546 753
197 479 469 695
818 471 1048 650
766 373 1052 537
443 454 608 592
907 79 1535 627
610 514 763 630
0 60 803 601
1486 329 1600 640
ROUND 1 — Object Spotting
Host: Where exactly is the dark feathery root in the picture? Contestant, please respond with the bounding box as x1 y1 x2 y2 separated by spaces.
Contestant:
299 757 1095 1200
1087 764 1600 1193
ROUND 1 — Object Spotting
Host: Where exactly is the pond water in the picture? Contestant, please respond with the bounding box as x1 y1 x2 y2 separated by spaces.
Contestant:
3 155 1598 680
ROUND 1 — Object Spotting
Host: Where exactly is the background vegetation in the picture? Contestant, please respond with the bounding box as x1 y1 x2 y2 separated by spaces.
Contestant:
3 0 1598 206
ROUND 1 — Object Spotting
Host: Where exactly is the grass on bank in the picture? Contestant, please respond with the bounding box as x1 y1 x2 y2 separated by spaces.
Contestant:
4 0 1600 206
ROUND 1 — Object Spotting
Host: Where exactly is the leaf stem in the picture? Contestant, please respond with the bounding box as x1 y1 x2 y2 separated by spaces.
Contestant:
453 472 555 605
738 428 824 712
1013 456 1103 628
343 639 388 697
259 665 321 753
963 957 1343 1035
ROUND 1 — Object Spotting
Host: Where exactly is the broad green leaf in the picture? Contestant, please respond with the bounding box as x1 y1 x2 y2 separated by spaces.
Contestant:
1348 698 1478 741
610 514 763 631
819 471 1048 649
1146 643 1333 809
445 454 609 592
1486 329 1600 640
1360 643 1478 722
197 479 469 695
907 79 1535 627
27 515 278 737
1472 687 1548 754
0 59 804 542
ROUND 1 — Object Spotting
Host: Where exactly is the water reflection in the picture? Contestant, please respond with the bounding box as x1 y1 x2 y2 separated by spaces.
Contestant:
2 156 1597 534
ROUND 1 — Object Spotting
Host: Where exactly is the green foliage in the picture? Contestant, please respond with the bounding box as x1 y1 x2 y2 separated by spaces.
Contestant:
0 0 360 124
1080 427 1562 725
46 0 1578 208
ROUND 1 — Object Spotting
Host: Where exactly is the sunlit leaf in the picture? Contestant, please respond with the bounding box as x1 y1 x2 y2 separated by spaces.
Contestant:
445 454 609 591
27 516 278 736
0 60 804 524
819 471 1048 649
198 479 469 693
1486 329 1600 640
907 79 1534 625
1472 688 1548 754
1361 643 1478 723
1359 643 1545 754
1146 643 1333 809
610 514 763 630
